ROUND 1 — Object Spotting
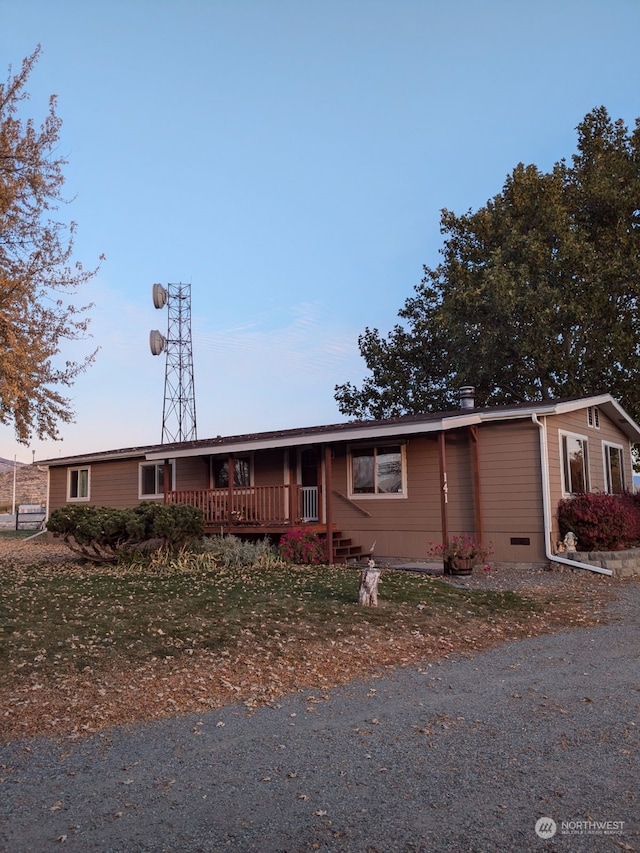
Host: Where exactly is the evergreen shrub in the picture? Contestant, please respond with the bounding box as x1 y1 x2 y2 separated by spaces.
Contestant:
47 502 204 562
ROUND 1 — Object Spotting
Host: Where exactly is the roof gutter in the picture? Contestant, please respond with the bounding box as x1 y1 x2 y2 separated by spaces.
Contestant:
532 413 612 576
143 415 485 461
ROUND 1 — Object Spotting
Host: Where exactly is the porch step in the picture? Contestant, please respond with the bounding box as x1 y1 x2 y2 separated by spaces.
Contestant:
320 530 364 563
334 545 364 558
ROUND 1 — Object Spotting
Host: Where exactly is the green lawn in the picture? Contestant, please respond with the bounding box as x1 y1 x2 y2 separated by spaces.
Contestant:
0 557 536 683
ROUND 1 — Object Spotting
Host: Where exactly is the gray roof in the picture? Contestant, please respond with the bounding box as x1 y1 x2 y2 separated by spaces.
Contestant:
38 394 640 467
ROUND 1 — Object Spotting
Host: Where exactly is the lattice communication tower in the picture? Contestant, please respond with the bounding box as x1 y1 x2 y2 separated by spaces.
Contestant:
149 282 197 444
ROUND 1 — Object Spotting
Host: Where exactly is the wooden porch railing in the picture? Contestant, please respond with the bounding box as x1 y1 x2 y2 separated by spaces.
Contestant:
168 484 319 526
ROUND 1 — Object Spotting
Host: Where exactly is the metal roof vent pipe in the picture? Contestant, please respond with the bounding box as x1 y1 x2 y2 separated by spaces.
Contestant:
459 386 475 410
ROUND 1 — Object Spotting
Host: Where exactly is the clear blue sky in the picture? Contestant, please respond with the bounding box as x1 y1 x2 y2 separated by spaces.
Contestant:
1 0 639 463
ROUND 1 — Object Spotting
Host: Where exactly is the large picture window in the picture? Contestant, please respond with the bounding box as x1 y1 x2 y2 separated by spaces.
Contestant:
68 466 90 501
561 433 589 494
603 443 625 494
139 461 174 498
349 445 405 497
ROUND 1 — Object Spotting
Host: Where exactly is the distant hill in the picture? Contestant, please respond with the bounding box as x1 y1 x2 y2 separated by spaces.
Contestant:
0 457 26 474
0 464 47 511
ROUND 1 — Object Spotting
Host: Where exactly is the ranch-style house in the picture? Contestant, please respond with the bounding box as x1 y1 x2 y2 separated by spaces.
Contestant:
41 392 640 567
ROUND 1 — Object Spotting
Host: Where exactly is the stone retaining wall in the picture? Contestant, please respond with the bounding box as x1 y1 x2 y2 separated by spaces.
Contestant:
0 466 47 511
566 548 640 578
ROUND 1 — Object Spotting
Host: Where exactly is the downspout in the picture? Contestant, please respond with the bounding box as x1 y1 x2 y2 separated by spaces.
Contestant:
45 465 50 524
532 413 612 576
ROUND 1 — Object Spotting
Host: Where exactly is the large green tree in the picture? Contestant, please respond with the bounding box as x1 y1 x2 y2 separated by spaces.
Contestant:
335 107 640 422
0 46 101 444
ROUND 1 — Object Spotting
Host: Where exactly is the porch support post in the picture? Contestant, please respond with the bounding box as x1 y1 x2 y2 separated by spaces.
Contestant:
438 431 449 551
227 455 234 524
324 444 334 565
288 450 296 522
316 452 323 525
468 425 484 545
163 458 170 505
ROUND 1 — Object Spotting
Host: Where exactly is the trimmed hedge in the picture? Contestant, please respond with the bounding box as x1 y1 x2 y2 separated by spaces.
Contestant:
48 502 204 562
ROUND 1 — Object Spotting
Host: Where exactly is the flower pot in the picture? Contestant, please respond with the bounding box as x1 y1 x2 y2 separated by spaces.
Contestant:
447 557 474 576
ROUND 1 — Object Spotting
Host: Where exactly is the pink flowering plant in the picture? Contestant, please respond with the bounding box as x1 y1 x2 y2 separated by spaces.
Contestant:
278 529 327 565
427 534 492 564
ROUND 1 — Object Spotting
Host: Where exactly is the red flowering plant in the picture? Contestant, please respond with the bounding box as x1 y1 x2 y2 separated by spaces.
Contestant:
427 534 493 565
557 492 638 551
278 529 327 565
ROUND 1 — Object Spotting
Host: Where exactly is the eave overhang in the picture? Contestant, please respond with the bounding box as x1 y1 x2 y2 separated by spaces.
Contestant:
38 394 640 468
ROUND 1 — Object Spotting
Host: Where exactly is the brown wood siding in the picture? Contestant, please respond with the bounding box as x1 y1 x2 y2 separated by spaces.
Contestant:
48 451 288 514
175 456 209 490
330 438 439 531
476 420 544 562
329 422 548 563
442 430 475 533
48 467 68 513
329 432 476 560
546 407 634 545
48 458 145 512
252 449 286 486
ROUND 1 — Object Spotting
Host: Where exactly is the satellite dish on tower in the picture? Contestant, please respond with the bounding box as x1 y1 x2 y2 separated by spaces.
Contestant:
152 282 168 309
149 329 167 356
148 281 197 444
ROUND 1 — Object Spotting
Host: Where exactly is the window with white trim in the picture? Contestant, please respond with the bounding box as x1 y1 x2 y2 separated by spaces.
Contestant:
560 432 589 494
349 444 406 497
68 466 90 501
139 461 174 498
603 443 625 494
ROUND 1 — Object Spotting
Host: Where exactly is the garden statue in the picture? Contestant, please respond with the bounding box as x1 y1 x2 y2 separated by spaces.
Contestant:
358 556 380 606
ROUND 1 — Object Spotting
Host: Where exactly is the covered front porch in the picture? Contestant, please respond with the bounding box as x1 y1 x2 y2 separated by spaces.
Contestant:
155 444 353 560
167 484 322 533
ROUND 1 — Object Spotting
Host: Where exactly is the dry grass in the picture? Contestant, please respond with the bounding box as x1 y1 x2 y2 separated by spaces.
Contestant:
0 536 615 743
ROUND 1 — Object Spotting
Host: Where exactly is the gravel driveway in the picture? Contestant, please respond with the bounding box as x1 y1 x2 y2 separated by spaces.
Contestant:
1 580 638 853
